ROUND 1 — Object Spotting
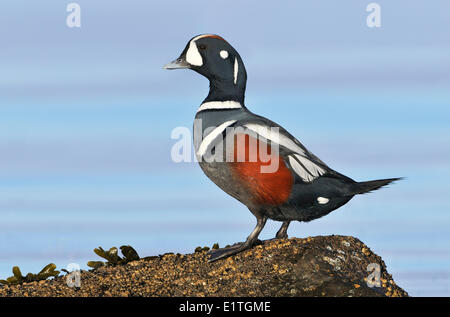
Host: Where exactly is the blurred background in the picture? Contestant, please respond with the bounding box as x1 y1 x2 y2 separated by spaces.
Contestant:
0 1 449 296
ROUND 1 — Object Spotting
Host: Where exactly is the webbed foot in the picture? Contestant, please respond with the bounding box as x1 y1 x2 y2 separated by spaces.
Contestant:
208 216 267 262
208 242 246 262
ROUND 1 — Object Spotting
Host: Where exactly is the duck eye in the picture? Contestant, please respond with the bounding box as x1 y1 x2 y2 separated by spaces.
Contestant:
198 44 207 50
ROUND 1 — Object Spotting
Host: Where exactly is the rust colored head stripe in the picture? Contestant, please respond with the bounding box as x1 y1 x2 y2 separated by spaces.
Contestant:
203 34 227 42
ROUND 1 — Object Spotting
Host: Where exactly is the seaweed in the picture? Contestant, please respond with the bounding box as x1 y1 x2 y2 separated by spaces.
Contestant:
194 243 219 252
0 263 60 286
87 245 140 269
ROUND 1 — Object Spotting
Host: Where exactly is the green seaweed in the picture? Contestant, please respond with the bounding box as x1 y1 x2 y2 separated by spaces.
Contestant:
194 245 213 252
87 245 140 269
120 245 140 262
86 261 105 269
0 263 60 286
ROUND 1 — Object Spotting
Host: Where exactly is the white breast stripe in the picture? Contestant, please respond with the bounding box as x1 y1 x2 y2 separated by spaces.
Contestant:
197 120 237 156
197 101 242 112
243 123 306 156
233 57 238 84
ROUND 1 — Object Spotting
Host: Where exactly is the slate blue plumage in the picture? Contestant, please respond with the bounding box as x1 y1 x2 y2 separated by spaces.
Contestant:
165 34 400 261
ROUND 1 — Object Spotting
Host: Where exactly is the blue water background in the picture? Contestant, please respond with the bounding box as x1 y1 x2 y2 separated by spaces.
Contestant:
0 1 449 296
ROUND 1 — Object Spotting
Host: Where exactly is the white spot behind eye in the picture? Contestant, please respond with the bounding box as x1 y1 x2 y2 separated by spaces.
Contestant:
219 50 229 59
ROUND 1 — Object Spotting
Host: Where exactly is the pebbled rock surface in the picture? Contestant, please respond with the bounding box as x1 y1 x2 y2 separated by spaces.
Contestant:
0 235 408 297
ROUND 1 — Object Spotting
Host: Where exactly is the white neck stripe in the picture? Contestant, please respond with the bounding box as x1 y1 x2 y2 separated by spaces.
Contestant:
197 101 242 112
233 57 238 84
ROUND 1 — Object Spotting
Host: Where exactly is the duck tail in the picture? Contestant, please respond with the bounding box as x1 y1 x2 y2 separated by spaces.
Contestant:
349 177 403 195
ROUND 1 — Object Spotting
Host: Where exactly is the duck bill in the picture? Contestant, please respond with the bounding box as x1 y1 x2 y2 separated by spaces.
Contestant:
163 55 190 70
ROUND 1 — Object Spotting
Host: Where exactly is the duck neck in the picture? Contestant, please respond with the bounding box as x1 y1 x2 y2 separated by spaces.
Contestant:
204 78 246 105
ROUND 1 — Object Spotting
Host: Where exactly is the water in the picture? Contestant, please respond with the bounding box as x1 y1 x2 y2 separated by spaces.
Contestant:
0 90 448 296
0 0 449 297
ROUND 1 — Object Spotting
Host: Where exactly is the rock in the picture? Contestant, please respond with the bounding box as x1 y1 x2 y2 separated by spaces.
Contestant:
0 235 408 297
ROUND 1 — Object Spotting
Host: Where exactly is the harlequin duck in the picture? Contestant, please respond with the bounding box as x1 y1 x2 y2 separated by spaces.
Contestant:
164 34 400 262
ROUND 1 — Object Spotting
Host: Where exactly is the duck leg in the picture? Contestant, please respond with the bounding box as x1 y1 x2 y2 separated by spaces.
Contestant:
275 221 290 239
208 216 267 262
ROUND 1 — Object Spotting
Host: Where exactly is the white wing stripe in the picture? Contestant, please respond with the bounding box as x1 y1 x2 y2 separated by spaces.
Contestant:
288 156 315 182
243 123 306 156
294 154 325 177
243 123 326 182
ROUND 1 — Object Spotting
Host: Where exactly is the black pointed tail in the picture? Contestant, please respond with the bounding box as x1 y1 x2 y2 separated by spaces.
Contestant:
349 177 402 195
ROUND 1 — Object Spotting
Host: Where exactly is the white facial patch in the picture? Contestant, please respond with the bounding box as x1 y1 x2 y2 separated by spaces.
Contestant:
233 57 238 84
317 197 330 204
186 40 203 66
220 50 229 59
